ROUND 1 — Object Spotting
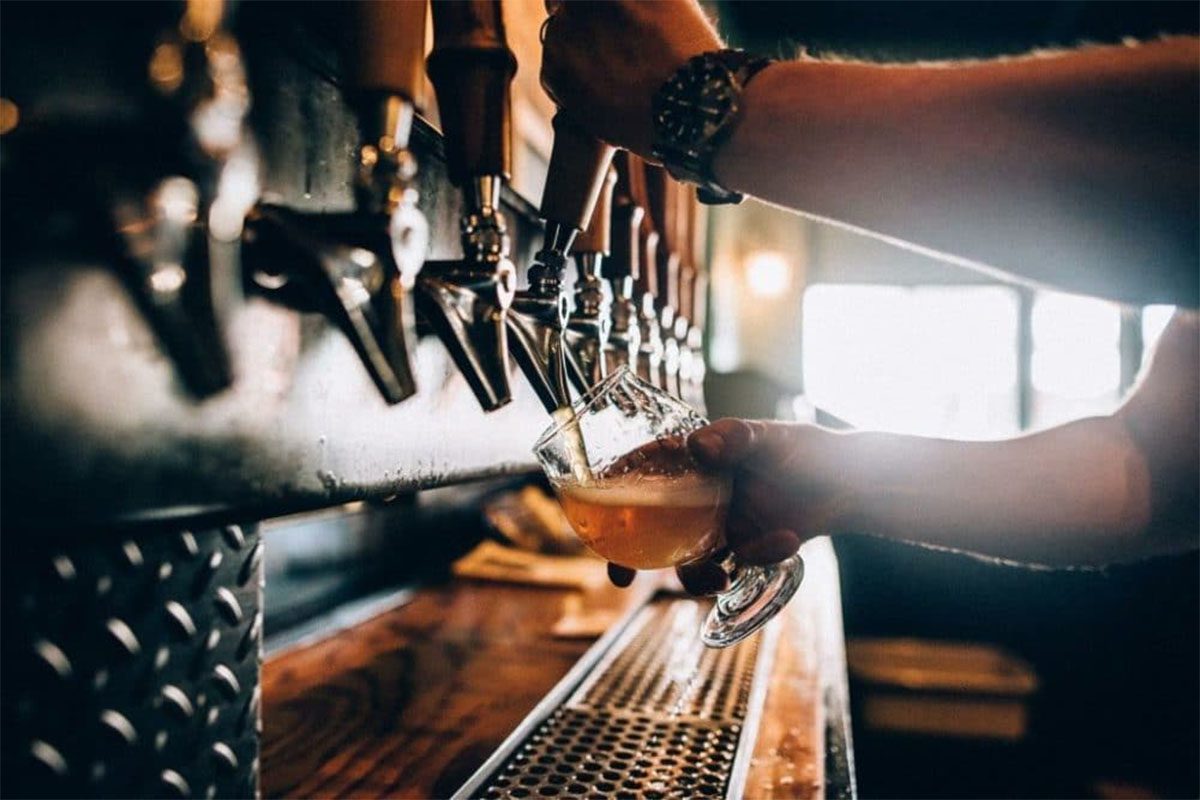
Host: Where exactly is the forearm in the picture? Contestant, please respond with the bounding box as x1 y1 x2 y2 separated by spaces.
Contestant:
715 38 1200 306
824 419 1155 566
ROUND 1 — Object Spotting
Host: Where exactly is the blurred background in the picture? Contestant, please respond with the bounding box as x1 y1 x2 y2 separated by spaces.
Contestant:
699 2 1198 798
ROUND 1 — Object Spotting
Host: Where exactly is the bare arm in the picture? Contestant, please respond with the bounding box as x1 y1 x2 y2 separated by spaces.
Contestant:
542 2 1199 306
838 312 1198 565
685 313 1198 569
715 40 1199 307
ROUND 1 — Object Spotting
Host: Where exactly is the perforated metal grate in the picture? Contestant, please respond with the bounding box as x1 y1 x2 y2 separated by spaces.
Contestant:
572 602 760 722
461 597 776 800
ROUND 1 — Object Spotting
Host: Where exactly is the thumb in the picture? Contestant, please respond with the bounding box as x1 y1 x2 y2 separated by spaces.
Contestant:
686 418 768 470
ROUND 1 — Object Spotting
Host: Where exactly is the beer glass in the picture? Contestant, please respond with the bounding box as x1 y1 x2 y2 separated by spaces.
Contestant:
534 366 804 647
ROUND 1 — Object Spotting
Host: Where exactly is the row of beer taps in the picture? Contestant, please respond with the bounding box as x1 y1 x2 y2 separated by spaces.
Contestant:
122 0 708 417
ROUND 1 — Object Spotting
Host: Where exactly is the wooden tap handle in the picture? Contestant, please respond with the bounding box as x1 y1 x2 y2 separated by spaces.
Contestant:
540 114 616 233
676 183 694 268
572 165 617 256
678 265 695 322
351 0 429 106
624 156 658 297
426 0 515 185
606 153 643 281
646 168 680 310
635 227 659 298
692 271 708 331
677 186 698 319
644 165 677 253
690 191 709 277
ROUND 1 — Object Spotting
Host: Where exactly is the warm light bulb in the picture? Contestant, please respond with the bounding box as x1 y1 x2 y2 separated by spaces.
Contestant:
744 250 790 298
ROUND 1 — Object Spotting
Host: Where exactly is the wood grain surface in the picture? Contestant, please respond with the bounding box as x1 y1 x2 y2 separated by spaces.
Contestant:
262 541 844 799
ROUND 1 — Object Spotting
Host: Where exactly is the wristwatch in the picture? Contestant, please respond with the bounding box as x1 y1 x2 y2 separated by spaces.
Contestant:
651 49 775 205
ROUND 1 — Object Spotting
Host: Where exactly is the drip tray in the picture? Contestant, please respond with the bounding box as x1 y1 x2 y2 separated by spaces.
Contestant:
454 593 780 800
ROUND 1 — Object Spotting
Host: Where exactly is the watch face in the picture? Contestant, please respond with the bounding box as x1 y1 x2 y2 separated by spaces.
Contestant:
656 60 737 148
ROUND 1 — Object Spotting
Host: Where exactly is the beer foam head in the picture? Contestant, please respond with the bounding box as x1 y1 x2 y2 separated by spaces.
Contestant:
560 473 729 509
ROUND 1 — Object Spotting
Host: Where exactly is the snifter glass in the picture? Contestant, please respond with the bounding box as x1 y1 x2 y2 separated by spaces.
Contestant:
534 366 804 648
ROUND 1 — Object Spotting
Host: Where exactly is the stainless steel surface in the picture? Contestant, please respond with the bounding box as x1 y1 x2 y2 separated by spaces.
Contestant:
454 594 780 800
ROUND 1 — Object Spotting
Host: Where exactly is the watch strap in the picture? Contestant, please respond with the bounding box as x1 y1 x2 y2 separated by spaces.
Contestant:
652 49 775 205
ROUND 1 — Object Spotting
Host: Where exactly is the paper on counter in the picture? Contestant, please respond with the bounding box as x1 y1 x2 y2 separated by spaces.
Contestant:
453 540 607 591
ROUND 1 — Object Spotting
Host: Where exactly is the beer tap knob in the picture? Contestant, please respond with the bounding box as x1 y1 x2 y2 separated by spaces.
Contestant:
602 152 643 375
508 113 616 412
417 0 519 411
564 164 618 390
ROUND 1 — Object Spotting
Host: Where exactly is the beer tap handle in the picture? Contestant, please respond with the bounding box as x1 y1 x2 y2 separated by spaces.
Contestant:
645 166 680 314
573 164 617 258
627 157 659 300
335 0 432 405
539 114 616 257
692 271 709 333
427 0 515 187
351 0 428 106
678 266 695 327
418 0 517 411
689 190 709 334
562 165 617 391
349 0 427 207
607 152 643 285
677 185 697 325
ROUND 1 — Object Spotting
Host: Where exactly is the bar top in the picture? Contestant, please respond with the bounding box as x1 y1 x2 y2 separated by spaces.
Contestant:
261 538 851 799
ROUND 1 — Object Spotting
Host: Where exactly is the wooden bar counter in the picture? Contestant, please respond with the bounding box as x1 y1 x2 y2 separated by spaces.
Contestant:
262 539 852 799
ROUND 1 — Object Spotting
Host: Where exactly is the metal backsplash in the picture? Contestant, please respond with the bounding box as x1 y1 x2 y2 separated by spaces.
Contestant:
1 4 556 532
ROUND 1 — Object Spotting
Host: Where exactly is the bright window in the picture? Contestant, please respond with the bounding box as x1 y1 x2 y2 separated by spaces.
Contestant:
802 285 1020 439
1142 304 1176 353
1030 291 1121 428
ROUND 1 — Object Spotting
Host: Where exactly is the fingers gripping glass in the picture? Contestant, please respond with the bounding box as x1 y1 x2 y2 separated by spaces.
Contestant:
534 366 804 648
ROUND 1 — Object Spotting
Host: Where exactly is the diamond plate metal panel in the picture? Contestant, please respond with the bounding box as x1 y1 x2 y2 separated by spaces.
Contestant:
2 524 263 798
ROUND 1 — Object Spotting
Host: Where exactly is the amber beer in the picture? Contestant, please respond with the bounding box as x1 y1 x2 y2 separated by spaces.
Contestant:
556 474 730 569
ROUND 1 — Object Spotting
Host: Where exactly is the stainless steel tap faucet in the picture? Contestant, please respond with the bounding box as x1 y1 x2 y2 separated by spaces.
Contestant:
113 3 261 398
508 114 615 413
565 166 618 391
418 0 519 411
417 175 517 411
601 153 645 376
344 0 433 403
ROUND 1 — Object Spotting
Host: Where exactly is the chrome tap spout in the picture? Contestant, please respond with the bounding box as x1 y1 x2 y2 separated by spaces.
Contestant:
414 173 517 411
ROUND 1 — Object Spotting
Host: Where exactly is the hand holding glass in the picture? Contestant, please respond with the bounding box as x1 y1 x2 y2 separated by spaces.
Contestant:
534 367 804 647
